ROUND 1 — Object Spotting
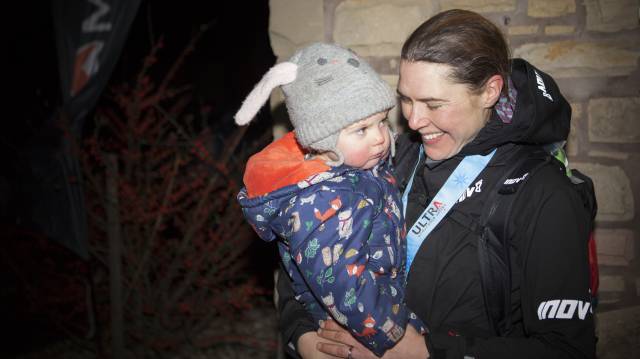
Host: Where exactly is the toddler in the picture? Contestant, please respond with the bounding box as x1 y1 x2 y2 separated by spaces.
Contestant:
235 43 425 356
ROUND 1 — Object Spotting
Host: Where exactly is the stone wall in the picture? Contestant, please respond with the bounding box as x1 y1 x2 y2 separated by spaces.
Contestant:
268 1 640 355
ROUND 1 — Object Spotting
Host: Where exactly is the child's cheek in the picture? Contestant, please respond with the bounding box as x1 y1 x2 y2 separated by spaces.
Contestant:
344 147 368 167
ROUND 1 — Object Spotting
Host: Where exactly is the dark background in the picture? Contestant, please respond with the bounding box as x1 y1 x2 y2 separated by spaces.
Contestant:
3 1 278 356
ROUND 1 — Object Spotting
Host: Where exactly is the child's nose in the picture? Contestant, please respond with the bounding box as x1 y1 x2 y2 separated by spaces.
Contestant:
371 127 384 144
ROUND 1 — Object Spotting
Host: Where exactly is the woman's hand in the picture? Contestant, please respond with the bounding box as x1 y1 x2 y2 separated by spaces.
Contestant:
316 320 369 358
317 320 429 359
298 331 342 359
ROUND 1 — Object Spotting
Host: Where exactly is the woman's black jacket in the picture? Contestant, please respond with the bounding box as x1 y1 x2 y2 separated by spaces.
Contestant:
276 59 596 359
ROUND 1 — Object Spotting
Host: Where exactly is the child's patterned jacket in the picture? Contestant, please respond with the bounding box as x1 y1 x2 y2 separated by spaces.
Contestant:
237 132 425 356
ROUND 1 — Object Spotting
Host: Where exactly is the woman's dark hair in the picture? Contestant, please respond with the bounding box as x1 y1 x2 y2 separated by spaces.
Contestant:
401 9 510 94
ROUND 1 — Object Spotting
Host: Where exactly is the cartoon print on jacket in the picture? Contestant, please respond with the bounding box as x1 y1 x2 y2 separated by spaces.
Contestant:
384 194 401 221
321 243 344 266
237 134 426 356
338 209 354 239
289 212 301 233
322 292 348 325
357 315 378 337
314 196 342 222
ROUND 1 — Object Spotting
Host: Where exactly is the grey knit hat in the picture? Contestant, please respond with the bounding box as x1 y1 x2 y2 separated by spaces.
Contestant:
235 43 396 165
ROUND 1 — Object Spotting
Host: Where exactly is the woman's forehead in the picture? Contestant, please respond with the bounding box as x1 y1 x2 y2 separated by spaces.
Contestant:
398 61 465 98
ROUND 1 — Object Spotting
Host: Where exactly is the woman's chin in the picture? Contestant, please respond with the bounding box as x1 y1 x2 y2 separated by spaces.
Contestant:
423 140 464 161
424 146 448 161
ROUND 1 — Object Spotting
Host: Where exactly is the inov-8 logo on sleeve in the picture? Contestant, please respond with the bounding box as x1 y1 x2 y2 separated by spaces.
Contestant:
537 299 592 320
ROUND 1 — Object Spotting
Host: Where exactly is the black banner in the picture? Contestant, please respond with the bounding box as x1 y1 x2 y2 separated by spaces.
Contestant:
53 0 141 127
31 0 141 258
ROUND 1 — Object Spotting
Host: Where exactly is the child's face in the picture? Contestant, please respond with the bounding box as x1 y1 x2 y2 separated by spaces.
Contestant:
336 111 391 170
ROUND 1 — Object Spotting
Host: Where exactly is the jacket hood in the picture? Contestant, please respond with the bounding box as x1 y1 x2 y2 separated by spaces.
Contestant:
242 132 330 198
238 132 348 243
460 58 571 156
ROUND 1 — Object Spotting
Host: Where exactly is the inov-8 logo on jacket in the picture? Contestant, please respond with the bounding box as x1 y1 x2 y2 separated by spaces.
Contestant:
537 299 592 320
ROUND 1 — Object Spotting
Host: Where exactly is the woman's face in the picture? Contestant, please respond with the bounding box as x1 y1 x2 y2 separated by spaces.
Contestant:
398 60 493 161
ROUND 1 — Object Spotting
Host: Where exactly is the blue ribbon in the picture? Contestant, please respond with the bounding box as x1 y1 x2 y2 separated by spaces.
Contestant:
402 147 496 274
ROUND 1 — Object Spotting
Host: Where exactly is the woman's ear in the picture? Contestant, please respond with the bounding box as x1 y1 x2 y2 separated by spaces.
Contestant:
482 74 504 108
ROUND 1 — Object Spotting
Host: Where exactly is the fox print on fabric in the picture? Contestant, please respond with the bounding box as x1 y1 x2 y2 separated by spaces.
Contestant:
314 196 342 222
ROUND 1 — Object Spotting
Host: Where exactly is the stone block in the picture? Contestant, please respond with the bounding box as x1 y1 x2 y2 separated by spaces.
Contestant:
381 75 401 129
586 0 639 33
334 0 434 57
594 229 634 266
567 102 582 156
566 135 577 157
597 291 624 306
269 87 285 112
571 163 634 221
528 0 576 18
545 25 576 35
269 0 324 59
571 102 583 119
389 58 399 71
381 75 399 89
596 305 640 359
599 275 625 292
513 41 640 78
587 151 630 160
440 0 516 13
588 97 640 143
507 25 539 36
269 87 290 133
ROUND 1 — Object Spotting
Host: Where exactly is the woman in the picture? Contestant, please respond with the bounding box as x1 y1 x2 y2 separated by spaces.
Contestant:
278 9 596 359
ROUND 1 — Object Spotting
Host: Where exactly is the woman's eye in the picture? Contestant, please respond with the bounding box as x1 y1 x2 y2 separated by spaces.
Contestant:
398 96 411 104
427 104 442 110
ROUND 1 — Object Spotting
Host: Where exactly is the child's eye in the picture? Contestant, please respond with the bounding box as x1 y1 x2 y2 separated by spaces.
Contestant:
379 119 389 127
355 127 366 135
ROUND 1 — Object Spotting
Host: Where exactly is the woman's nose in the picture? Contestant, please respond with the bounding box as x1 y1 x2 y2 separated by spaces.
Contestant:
406 105 428 130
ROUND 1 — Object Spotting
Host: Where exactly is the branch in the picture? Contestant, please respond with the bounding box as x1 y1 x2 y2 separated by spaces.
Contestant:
125 155 181 304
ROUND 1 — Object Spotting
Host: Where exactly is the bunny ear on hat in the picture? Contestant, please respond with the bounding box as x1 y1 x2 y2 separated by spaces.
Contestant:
234 62 298 125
